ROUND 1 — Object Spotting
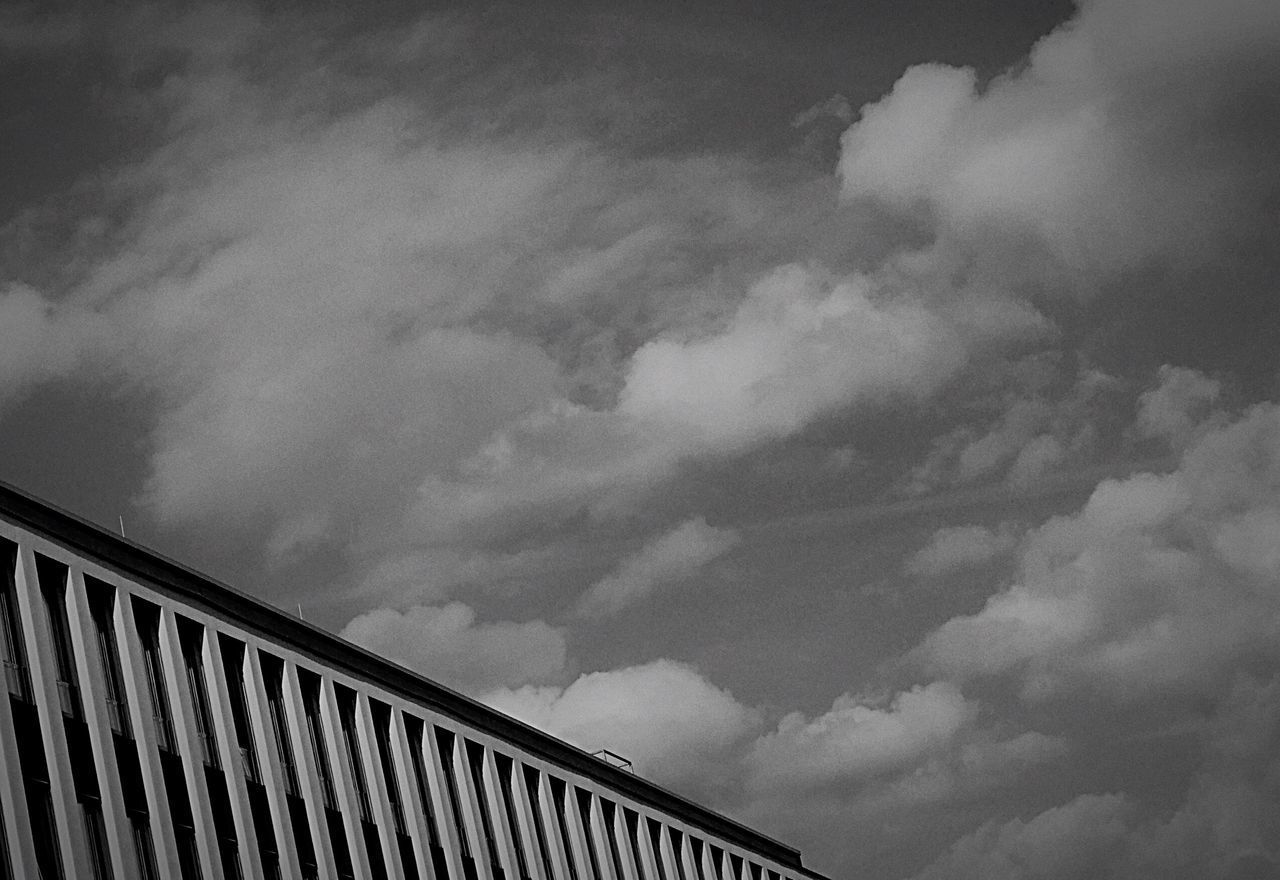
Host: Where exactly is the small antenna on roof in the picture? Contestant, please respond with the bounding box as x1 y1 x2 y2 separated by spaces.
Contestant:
297 603 304 620
118 515 126 538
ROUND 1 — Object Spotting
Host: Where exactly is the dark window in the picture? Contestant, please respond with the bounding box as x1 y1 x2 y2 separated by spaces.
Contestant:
299 671 338 810
710 846 727 880
260 654 315 879
575 788 604 880
434 727 475 880
0 540 32 701
372 702 420 880
689 838 707 880
728 853 744 880
35 555 81 719
465 741 505 880
668 830 688 880
175 824 202 880
405 715 450 880
160 746 201 880
85 579 130 736
247 782 280 880
298 671 353 880
748 863 763 880
217 636 259 783
624 810 648 880
335 686 385 879
259 655 300 795
495 754 530 880
12 696 65 880
370 703 405 833
522 767 557 880
132 600 177 753
335 687 372 822
177 619 219 768
646 818 669 880
131 815 159 880
549 777 581 880
601 800 626 880
83 800 114 880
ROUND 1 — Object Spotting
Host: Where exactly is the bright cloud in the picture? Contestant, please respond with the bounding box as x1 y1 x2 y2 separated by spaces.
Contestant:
839 0 1280 274
916 396 1280 703
618 265 967 451
747 682 974 793
484 659 760 791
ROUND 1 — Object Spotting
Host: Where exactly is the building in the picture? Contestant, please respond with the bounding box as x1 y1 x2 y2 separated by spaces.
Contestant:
0 482 828 880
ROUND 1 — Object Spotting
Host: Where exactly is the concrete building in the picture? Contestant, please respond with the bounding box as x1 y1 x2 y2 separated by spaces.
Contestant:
0 482 827 880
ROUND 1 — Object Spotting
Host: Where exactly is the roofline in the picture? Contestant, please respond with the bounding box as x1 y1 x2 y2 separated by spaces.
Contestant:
0 480 827 877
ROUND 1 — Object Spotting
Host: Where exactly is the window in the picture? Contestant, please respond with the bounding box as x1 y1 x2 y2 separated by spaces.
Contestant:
371 702 419 880
646 819 669 880
0 540 31 701
259 655 299 795
405 716 449 880
495 754 531 880
260 655 316 880
298 671 353 880
689 838 707 880
575 788 604 880
131 815 160 880
335 687 372 822
550 777 581 880
522 767 557 880
217 636 259 782
336 686 385 879
83 800 114 880
434 727 476 880
86 579 129 736
465 741 505 880
298 671 338 810
625 810 649 880
668 830 689 880
133 600 176 753
601 800 627 880
177 619 219 768
403 716 442 846
36 555 80 719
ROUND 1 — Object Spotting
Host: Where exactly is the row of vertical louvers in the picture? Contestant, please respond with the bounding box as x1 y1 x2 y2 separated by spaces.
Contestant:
0 511 817 880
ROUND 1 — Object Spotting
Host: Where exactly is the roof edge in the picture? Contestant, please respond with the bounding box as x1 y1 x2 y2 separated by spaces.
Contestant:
0 480 818 872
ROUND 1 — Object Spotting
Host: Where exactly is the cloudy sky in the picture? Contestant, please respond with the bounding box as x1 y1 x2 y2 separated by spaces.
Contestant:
3 0 1280 876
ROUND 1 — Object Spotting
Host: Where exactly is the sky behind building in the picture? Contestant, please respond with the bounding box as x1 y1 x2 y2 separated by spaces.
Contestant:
2 1 1279 876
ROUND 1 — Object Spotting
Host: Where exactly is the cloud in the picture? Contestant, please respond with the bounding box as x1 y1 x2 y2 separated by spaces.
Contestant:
912 793 1133 880
339 602 567 695
906 364 1123 496
0 284 111 407
904 524 1018 579
573 516 740 618
617 264 968 451
838 0 1280 275
403 259 1026 549
911 672 1280 880
746 681 974 793
484 659 759 791
1136 365 1223 448
915 390 1280 703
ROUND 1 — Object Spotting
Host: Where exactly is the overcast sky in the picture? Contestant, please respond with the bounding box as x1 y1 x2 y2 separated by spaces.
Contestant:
3 1 1280 877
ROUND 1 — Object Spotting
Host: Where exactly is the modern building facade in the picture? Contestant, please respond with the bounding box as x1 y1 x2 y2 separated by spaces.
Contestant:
0 483 827 880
